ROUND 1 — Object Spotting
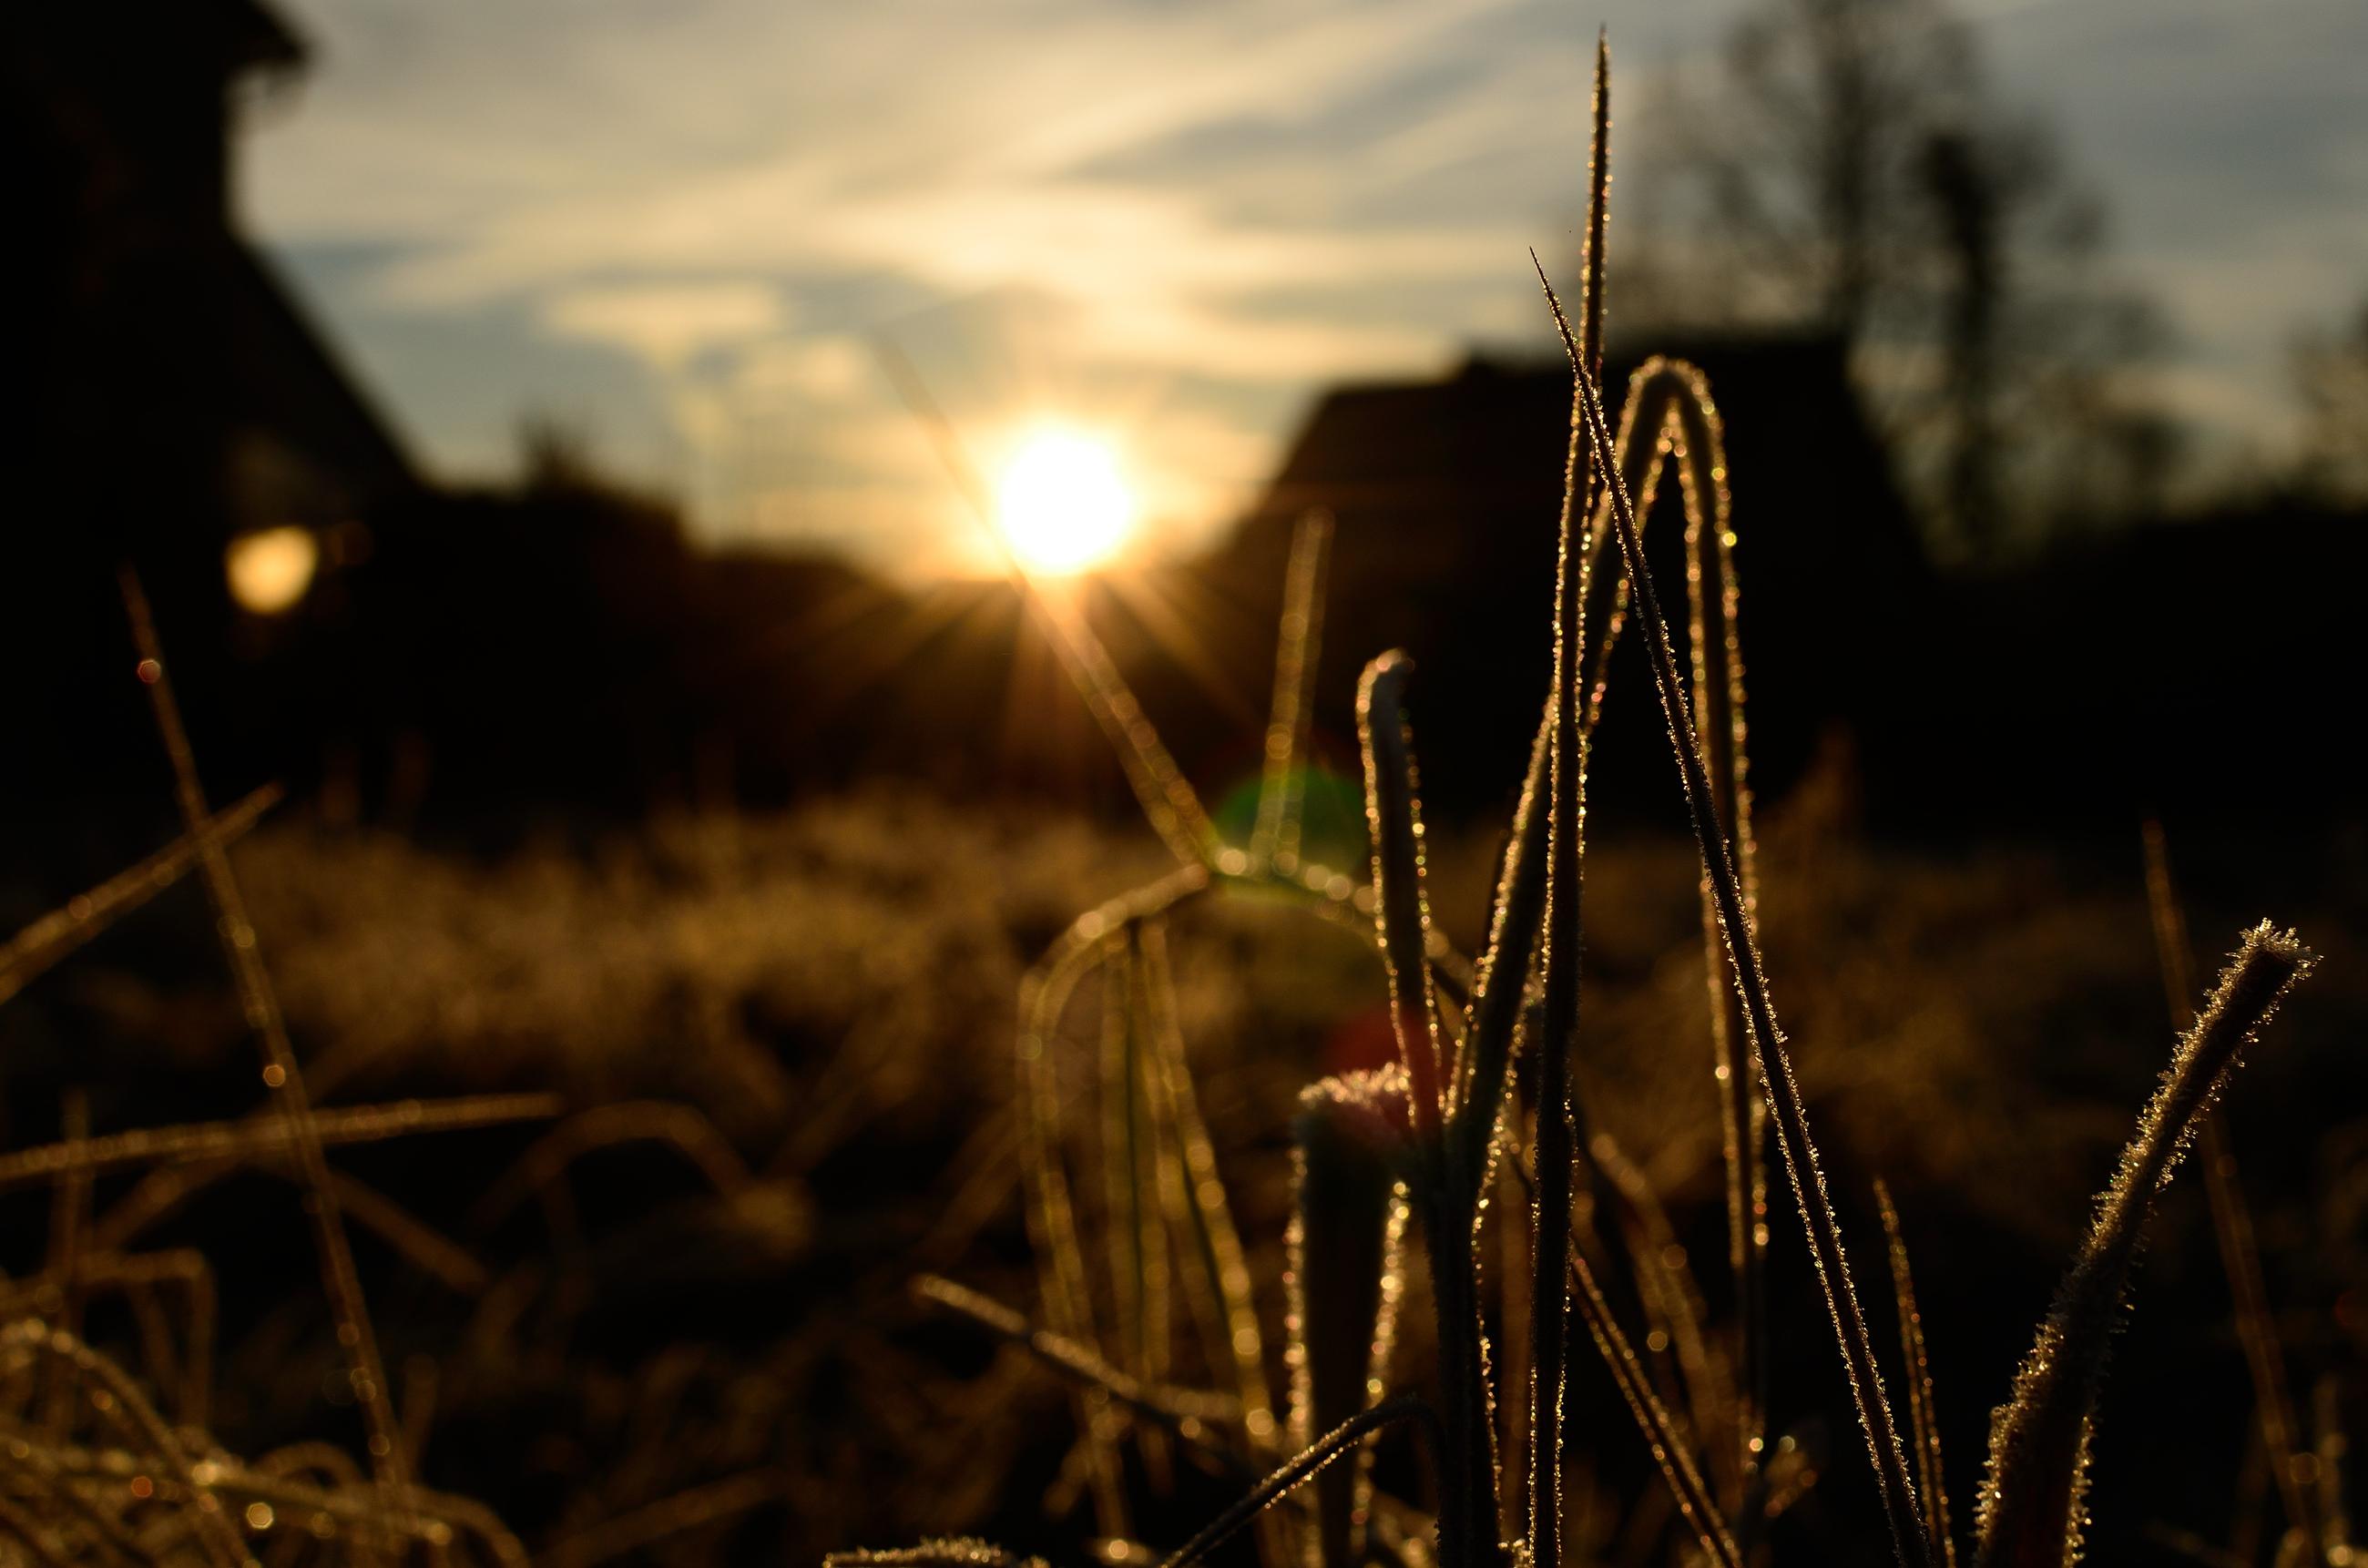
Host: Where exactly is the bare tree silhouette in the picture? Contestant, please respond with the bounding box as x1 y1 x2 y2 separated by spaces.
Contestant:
1679 0 2171 557
2293 296 2368 502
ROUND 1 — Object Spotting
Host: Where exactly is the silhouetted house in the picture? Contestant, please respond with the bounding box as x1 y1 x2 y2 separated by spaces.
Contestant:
1205 335 1931 820
5 0 415 820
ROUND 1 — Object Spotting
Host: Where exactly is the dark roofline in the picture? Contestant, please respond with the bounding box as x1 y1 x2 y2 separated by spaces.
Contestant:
229 240 419 499
215 0 307 79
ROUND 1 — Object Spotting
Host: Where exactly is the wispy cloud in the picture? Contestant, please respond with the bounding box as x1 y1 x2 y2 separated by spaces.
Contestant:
250 0 2368 570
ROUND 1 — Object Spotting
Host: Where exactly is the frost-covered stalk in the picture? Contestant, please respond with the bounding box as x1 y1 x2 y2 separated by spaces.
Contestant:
1529 41 1610 1568
2142 826 2320 1555
1288 1077 1412 1568
1359 653 1499 1568
1535 262 1932 1568
1878 1180 1955 1568
1975 922 2312 1568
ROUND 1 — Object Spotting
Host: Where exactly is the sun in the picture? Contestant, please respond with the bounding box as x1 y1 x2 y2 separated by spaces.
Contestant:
995 428 1134 575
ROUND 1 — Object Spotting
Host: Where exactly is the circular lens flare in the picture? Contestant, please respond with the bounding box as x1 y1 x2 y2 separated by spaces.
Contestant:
995 429 1132 575
225 526 321 615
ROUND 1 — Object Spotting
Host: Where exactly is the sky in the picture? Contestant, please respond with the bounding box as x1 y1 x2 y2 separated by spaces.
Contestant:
243 0 2368 577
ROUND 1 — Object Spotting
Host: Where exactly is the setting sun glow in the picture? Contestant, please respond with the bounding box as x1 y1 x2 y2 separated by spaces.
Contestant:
995 430 1133 575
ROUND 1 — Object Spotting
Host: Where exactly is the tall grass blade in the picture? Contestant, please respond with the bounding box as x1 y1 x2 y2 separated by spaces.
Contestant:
2142 824 2320 1555
1101 931 1169 1414
1139 914 1281 1459
1590 1130 1737 1491
118 570 421 1548
1448 702 1548 1187
1448 358 1746 1191
41 1091 91 1436
1669 361 1769 1513
1016 870 1211 1536
0 784 280 1009
470 1101 751 1228
1160 1397 1444 1568
1356 652 1446 1137
1507 1148 1742 1568
1357 652 1497 1568
1534 261 1931 1568
1289 1075 1413 1568
0 1094 561 1192
1975 922 2314 1568
1567 350 1769 1514
2312 1378 2352 1562
1251 510 1334 873
914 1276 1243 1460
1878 1178 1955 1568
1531 49 1609 1568
873 338 1218 868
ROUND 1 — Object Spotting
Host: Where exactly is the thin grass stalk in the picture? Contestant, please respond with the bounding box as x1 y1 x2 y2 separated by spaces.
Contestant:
1250 510 1334 873
872 338 1217 867
0 784 280 1009
1041 939 1130 1542
1564 351 1770 1520
1452 73 1759 1200
1139 929 1273 1419
322 1169 489 1295
470 1104 750 1231
2312 1379 2351 1562
125 1271 184 1422
1589 1131 1737 1492
1975 923 2313 1567
1671 367 1770 1520
1356 654 1446 1141
1877 1179 1955 1568
913 1276 1244 1462
1570 1248 1743 1568
401 1355 437 1478
8 1427 527 1568
0 1322 247 1568
1535 264 1932 1568
1138 914 1284 1482
42 1091 91 1437
1447 355 1739 1193
1133 937 1180 1487
1495 1151 1533 1544
1447 704 1549 1190
118 571 421 1553
1160 1398 1444 1568
1506 1149 1741 1568
1016 869 1211 1535
1530 51 1609 1568
1101 932 1158 1396
1456 367 1765 1557
87 1095 564 1256
1356 654 1495 1568
2142 825 2320 1555
1287 1079 1413 1568
181 1247 215 1425
0 1094 561 1193
885 344 1465 1028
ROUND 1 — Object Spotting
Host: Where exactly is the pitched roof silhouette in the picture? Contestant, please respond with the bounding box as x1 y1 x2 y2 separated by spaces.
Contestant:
1207 331 1929 815
5 0 417 822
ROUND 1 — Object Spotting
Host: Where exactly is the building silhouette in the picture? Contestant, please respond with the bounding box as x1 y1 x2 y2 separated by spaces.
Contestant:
5 0 415 825
1203 335 1930 820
